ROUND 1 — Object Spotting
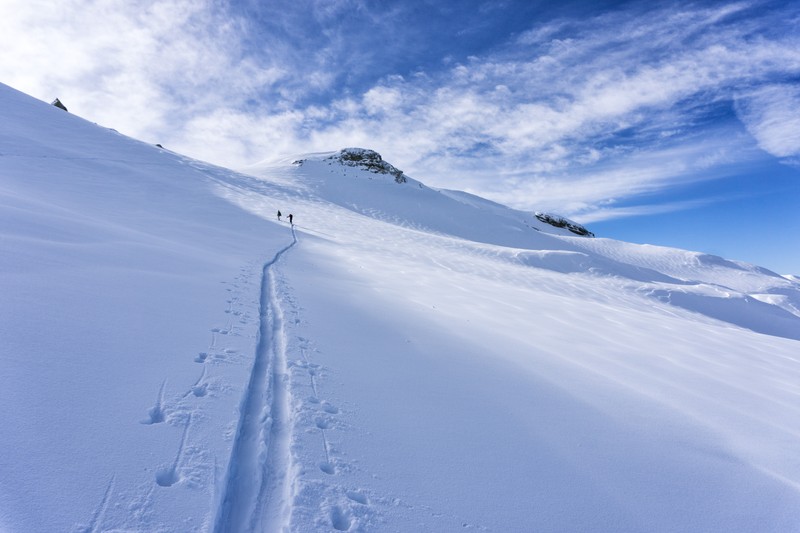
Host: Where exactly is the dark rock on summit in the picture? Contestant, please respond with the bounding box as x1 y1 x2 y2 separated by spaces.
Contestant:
535 212 594 237
328 148 407 183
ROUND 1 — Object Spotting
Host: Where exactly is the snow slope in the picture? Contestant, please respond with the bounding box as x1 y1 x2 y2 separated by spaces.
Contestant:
2 82 800 532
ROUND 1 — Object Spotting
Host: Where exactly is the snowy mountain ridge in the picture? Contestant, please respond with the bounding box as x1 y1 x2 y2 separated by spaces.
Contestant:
3 81 800 532
289 147 596 238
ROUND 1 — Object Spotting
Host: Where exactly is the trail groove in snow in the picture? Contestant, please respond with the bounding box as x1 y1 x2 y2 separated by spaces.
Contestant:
80 476 114 533
214 226 297 533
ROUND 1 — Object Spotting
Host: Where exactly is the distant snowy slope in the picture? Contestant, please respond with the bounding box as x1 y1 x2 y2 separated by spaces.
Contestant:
567 237 800 334
247 149 589 248
248 149 800 341
3 81 800 532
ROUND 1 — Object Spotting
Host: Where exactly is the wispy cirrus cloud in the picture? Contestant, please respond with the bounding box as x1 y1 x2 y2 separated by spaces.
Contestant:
1 0 799 222
575 197 725 225
0 0 289 143
735 84 800 163
294 0 800 219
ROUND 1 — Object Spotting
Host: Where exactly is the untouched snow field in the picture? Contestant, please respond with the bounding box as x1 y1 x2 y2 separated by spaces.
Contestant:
2 82 800 532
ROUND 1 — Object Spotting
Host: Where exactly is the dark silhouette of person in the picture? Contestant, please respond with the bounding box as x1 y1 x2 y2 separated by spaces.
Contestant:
277 210 282 221
288 214 293 225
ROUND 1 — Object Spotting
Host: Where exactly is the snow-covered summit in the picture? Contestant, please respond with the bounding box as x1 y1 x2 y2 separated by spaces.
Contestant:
256 147 598 240
3 81 800 532
251 147 598 250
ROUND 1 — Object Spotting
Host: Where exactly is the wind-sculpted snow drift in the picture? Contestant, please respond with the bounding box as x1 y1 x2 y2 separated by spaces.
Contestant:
2 81 800 532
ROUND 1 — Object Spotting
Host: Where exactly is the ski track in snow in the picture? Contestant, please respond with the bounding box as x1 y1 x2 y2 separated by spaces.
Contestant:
214 226 298 533
77 476 114 533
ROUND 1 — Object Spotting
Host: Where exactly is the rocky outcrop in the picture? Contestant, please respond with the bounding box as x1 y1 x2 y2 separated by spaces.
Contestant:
535 212 594 237
327 148 407 183
51 98 68 112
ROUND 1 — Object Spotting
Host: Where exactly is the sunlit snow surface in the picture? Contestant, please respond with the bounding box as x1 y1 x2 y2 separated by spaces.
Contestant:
2 82 800 532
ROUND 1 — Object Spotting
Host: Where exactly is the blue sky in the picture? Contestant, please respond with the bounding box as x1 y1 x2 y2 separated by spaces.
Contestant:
2 0 799 273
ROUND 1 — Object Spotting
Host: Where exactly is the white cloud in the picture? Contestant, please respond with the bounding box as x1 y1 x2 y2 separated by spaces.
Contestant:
362 86 403 115
1 0 799 218
451 132 756 217
735 84 800 159
573 197 724 224
341 2 800 216
0 0 289 147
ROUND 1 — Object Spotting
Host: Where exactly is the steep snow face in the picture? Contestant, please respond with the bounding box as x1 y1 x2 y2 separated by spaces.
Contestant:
3 81 800 533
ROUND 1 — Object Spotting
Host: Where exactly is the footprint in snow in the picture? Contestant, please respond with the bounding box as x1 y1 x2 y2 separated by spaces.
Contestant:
155 415 192 487
143 405 165 425
322 402 339 414
155 466 178 487
141 380 166 424
346 490 368 505
330 505 352 531
182 368 209 399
